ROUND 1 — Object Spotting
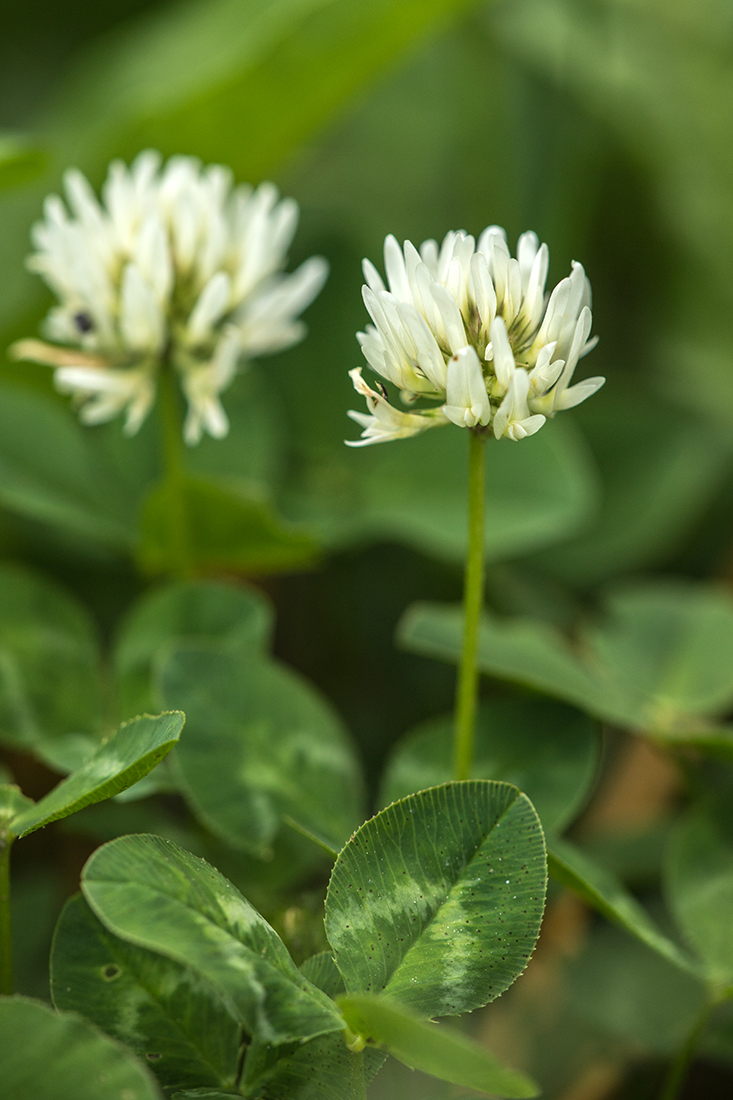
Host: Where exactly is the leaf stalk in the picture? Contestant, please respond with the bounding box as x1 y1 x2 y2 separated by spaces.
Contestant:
159 362 194 579
454 427 488 781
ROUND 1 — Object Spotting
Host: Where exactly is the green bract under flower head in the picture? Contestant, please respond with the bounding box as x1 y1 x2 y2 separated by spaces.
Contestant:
346 228 604 446
12 150 328 444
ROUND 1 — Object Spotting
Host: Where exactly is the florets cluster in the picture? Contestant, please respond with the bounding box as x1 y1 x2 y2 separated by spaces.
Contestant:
13 151 327 444
347 228 603 446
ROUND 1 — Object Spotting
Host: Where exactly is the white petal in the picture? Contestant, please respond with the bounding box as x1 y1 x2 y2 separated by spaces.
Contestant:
119 263 165 352
400 305 448 391
470 252 497 330
527 342 564 396
418 238 439 274
362 258 386 293
135 214 172 305
489 317 516 390
443 346 491 428
492 368 545 440
428 283 467 354
554 376 605 410
187 271 232 344
345 367 448 445
384 235 411 300
517 231 539 284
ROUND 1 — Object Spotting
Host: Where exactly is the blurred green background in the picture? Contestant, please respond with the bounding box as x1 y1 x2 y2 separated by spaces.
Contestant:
2 0 733 1097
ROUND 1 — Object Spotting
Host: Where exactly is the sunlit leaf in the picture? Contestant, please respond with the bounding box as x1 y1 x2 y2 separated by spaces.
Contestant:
82 834 345 1044
10 712 185 837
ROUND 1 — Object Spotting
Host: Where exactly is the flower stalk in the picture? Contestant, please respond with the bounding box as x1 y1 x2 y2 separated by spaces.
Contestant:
0 833 13 995
158 360 194 579
454 428 488 781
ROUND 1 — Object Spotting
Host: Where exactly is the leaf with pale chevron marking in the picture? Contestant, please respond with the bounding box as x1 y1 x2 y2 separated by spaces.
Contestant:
82 834 345 1046
51 894 241 1092
325 781 547 1017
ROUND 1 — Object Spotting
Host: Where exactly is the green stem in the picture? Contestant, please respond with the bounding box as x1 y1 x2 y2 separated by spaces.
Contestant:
454 428 488 782
158 364 194 579
349 1049 367 1100
659 997 718 1100
0 833 13 995
282 815 338 859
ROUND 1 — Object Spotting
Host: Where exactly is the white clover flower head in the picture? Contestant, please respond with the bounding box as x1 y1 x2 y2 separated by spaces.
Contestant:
11 150 328 444
347 227 604 445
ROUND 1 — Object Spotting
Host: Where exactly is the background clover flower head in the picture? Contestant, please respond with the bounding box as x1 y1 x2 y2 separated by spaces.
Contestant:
347 226 604 446
12 150 328 444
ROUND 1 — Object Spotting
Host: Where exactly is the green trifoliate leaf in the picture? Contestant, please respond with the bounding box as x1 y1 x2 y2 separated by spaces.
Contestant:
0 995 161 1099
381 699 599 836
114 578 274 717
0 563 102 754
291 416 595 563
82 834 345 1045
159 646 364 858
529 391 733 587
51 894 240 1092
666 793 733 989
399 581 733 737
236 950 386 1100
567 920 707 1058
549 838 699 978
337 993 539 1098
138 476 317 578
241 1031 386 1100
325 781 547 1017
10 713 185 838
